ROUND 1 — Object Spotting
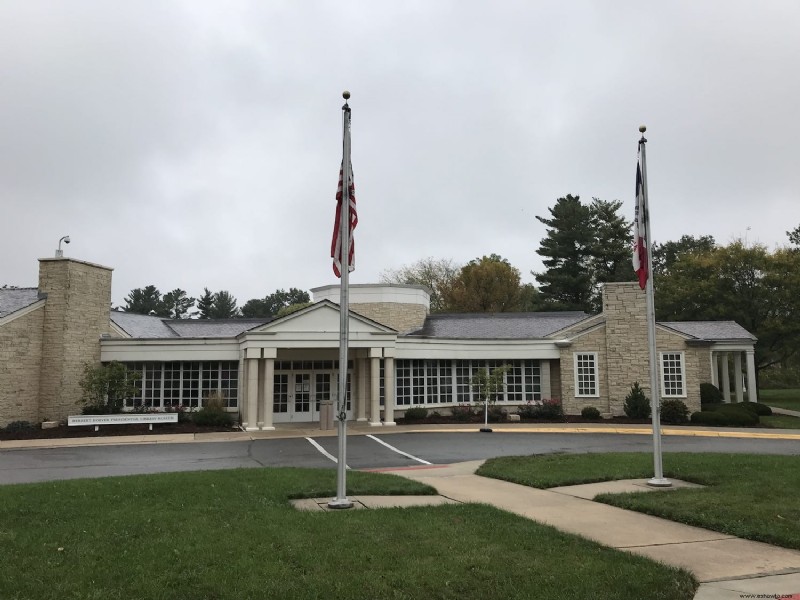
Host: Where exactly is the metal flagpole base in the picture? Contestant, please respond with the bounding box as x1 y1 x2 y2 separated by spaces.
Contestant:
327 498 354 509
646 477 672 488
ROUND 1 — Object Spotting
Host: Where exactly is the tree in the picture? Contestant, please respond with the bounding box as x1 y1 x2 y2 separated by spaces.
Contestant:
441 254 522 312
124 285 168 316
197 288 240 319
275 302 313 317
380 257 461 313
161 288 196 319
197 288 215 319
79 361 141 413
788 225 800 247
652 234 716 278
655 240 800 383
241 288 311 318
209 290 239 319
587 198 635 311
534 194 593 312
471 364 511 427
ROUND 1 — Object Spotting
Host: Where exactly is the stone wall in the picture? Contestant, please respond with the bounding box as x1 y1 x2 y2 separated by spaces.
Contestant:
37 258 113 422
0 306 44 426
558 282 705 415
350 302 427 333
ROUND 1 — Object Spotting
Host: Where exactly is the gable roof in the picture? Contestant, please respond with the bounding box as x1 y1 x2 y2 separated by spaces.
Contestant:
248 300 396 334
0 288 44 319
405 311 589 339
659 321 757 341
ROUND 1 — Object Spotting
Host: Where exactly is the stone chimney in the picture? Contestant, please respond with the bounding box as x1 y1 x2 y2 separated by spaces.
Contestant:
37 258 113 421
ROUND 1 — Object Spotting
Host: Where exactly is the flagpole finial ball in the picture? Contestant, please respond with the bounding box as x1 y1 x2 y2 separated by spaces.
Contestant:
639 125 647 133
342 91 351 100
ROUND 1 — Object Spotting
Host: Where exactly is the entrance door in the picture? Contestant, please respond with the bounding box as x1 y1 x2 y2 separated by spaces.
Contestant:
272 369 353 423
293 372 312 420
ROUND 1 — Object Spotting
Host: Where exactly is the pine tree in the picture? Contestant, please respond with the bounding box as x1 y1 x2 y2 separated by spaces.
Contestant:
124 285 168 316
588 198 635 311
161 288 196 319
209 290 239 318
197 288 215 320
534 195 593 311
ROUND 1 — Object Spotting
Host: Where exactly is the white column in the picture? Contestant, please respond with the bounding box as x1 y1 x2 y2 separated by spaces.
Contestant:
356 356 368 422
383 355 396 426
710 352 719 387
734 352 744 403
721 352 731 403
369 354 381 426
245 356 259 432
746 350 758 403
261 352 275 431
539 360 551 400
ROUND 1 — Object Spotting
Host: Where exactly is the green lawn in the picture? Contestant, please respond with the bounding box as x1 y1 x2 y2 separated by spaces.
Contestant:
760 388 800 411
761 414 800 429
0 467 696 600
478 453 800 550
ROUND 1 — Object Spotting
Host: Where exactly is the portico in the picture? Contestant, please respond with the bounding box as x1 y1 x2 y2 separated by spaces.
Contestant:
711 347 758 403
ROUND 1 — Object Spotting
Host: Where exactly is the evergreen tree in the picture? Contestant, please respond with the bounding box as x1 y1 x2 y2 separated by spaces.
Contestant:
161 288 196 319
534 194 593 312
587 198 635 311
196 288 215 320
787 225 800 247
124 285 168 316
208 290 239 318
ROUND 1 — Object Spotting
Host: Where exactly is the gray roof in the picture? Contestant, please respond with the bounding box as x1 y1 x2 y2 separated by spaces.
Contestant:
405 312 589 339
167 319 270 338
110 312 178 338
0 288 44 319
109 312 271 339
660 321 757 341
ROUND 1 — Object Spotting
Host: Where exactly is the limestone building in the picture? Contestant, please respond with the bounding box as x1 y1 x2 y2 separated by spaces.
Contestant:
0 256 758 428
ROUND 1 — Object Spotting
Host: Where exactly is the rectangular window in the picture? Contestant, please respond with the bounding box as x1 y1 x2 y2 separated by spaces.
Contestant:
396 360 412 406
660 352 686 397
574 353 599 397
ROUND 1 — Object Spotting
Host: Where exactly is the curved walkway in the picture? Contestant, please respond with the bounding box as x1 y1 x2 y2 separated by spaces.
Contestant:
381 460 800 600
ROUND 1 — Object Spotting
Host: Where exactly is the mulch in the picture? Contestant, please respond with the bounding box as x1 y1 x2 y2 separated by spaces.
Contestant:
0 422 237 441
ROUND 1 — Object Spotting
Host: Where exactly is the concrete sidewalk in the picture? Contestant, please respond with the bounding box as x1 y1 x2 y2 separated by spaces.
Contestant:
379 460 800 600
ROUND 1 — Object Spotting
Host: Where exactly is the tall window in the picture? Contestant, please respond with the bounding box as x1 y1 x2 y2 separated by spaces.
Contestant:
125 361 238 409
574 353 598 397
660 352 685 397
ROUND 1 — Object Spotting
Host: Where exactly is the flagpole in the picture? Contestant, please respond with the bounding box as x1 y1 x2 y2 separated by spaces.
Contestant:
329 91 354 509
640 125 671 488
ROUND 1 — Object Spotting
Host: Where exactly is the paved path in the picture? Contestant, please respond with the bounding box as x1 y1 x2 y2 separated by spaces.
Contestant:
380 460 800 600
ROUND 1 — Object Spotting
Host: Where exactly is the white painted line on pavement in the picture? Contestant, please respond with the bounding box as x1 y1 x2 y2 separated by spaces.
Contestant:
305 437 350 469
366 434 432 465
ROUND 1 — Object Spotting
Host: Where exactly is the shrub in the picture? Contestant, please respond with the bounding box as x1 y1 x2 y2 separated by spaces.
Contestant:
660 399 689 424
581 406 601 420
700 383 723 404
537 399 565 420
192 406 234 427
81 403 117 415
691 408 758 427
623 382 651 419
403 406 428 421
741 401 772 416
487 405 507 423
4 420 35 432
516 401 541 419
165 404 191 423
450 404 475 422
79 361 141 413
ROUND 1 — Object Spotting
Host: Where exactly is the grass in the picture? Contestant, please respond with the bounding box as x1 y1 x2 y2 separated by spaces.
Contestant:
760 388 800 411
478 453 800 550
0 467 697 600
761 414 800 429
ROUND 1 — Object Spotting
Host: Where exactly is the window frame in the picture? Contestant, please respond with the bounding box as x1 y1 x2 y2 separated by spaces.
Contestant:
660 351 686 398
574 352 599 398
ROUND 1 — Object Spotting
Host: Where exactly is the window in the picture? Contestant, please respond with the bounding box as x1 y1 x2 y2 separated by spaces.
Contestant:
660 352 685 397
574 353 598 397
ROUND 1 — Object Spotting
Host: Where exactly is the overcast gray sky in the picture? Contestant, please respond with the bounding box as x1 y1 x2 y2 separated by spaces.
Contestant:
2 1 799 308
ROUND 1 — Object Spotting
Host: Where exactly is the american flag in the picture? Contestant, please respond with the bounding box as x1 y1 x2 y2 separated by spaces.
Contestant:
633 149 648 290
331 160 357 278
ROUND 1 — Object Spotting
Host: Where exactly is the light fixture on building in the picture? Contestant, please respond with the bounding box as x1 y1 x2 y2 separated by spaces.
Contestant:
56 235 70 257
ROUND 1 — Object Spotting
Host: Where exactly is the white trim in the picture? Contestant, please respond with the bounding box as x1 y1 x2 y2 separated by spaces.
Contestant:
573 352 599 398
659 351 687 398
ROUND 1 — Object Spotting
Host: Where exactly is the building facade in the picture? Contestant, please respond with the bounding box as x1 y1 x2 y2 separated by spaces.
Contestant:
0 257 758 428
